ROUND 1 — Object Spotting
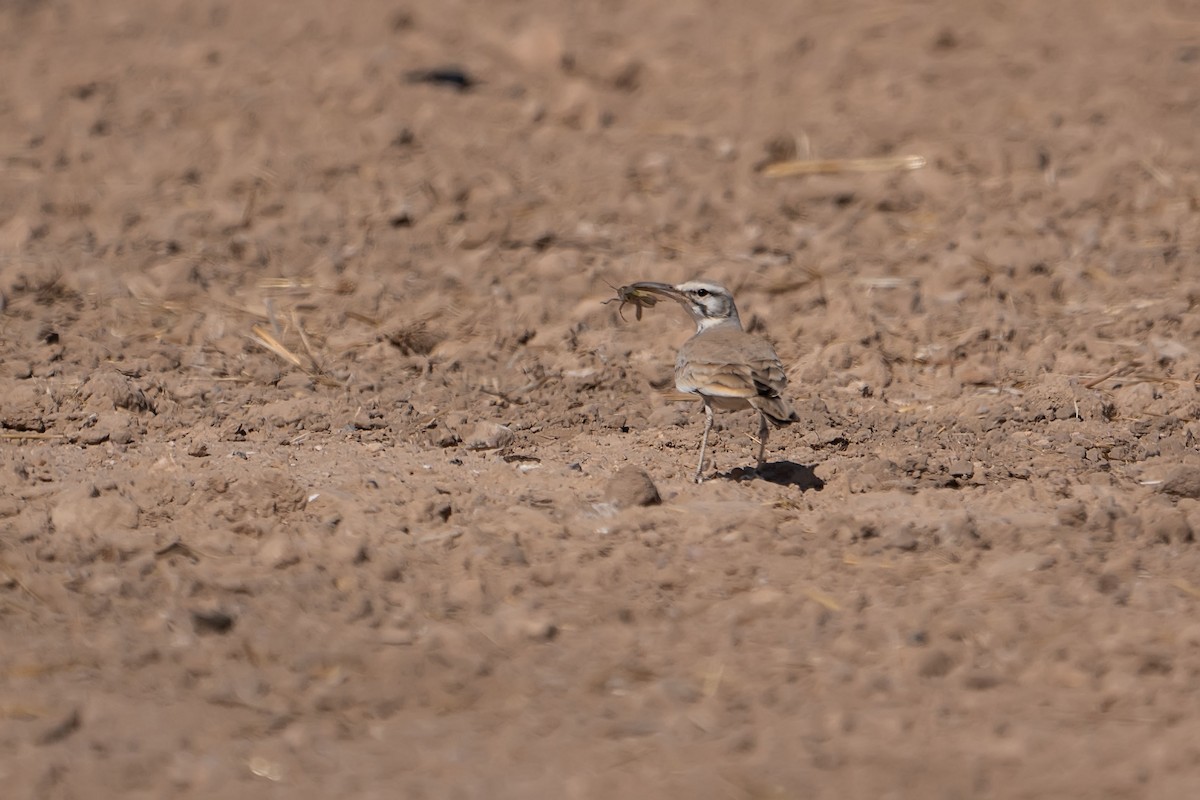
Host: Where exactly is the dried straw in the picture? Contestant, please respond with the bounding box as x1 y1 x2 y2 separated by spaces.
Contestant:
762 154 926 178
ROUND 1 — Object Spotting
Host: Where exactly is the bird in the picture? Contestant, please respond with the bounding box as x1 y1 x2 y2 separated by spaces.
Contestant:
622 280 799 482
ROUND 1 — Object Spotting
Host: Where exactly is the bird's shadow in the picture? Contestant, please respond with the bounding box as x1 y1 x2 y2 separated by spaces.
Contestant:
720 461 825 491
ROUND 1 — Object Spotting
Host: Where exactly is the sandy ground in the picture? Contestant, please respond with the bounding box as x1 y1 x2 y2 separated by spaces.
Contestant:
3 0 1200 797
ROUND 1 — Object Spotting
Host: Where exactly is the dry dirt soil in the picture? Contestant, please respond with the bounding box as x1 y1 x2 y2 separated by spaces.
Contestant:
3 1 1200 797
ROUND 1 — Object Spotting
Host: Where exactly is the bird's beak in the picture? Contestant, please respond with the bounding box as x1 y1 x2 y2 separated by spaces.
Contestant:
626 281 690 310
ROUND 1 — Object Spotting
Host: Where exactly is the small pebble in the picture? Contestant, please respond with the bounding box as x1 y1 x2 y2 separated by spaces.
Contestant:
464 422 514 450
81 430 110 446
1161 466 1200 500
36 708 82 746
604 466 661 508
947 461 975 479
380 628 416 646
405 66 477 91
192 606 236 635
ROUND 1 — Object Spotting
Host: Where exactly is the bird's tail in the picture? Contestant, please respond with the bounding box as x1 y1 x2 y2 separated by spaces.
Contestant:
752 396 800 427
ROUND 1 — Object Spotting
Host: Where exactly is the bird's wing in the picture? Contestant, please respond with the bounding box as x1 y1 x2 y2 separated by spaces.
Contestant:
742 346 798 423
675 361 758 398
676 329 788 400
746 355 789 398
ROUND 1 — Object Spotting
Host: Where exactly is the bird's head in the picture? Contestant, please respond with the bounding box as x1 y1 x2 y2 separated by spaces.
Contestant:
623 280 741 332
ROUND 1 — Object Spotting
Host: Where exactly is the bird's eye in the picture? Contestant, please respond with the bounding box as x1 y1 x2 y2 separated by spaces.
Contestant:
695 289 709 297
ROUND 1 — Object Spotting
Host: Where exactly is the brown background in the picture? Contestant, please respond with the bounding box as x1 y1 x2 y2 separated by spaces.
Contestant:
3 0 1200 797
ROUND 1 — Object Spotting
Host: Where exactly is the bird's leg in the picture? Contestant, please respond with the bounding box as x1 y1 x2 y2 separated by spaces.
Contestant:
756 411 769 468
695 400 714 483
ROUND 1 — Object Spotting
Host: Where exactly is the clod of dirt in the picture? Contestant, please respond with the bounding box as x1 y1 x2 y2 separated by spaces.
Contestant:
947 461 975 479
412 499 453 524
1056 500 1088 527
508 22 566 72
255 533 301 569
918 649 956 678
82 370 154 413
386 322 442 355
2 384 47 431
434 429 461 448
80 429 109 446
191 605 236 635
883 525 918 551
379 627 416 646
647 406 688 428
1145 508 1193 544
491 606 559 643
36 707 82 746
464 422 515 450
962 672 1002 691
404 66 477 91
604 466 661 508
608 57 643 92
981 552 1054 579
49 484 140 538
938 511 981 548
1159 466 1200 500
755 133 799 171
523 618 559 641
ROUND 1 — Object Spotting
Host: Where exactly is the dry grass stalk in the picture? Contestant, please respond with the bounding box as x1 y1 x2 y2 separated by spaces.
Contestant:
264 297 284 341
248 324 303 367
248 315 346 388
1139 158 1175 189
803 587 841 611
1084 363 1134 389
1085 362 1191 391
258 277 315 290
762 154 926 178
1171 578 1200 599
0 559 49 609
857 276 918 290
480 372 551 405
291 310 323 374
